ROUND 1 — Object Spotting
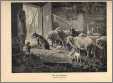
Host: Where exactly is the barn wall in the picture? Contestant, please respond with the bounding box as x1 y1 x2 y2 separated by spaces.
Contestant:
83 3 106 34
42 3 52 39
11 3 23 37
69 13 84 31
52 6 84 31
12 3 27 53
52 2 106 34
23 4 42 41
52 7 72 30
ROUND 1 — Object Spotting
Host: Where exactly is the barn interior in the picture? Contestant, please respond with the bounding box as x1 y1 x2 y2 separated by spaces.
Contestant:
12 2 107 72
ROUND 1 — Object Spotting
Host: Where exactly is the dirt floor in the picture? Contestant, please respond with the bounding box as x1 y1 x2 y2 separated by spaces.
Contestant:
12 47 107 73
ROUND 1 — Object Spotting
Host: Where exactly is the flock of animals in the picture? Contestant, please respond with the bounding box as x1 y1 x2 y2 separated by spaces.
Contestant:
12 27 107 72
23 27 106 64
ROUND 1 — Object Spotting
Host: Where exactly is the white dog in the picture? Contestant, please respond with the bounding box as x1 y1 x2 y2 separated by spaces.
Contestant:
73 52 81 63
68 49 81 63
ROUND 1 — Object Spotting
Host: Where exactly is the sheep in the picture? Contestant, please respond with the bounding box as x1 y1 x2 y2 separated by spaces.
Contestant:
47 29 68 48
47 30 61 47
96 36 107 50
66 36 96 57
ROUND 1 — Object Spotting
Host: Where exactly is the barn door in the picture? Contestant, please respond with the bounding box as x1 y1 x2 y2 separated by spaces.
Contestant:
23 4 42 42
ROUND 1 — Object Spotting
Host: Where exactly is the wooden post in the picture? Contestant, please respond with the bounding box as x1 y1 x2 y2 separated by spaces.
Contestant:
42 7 44 37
